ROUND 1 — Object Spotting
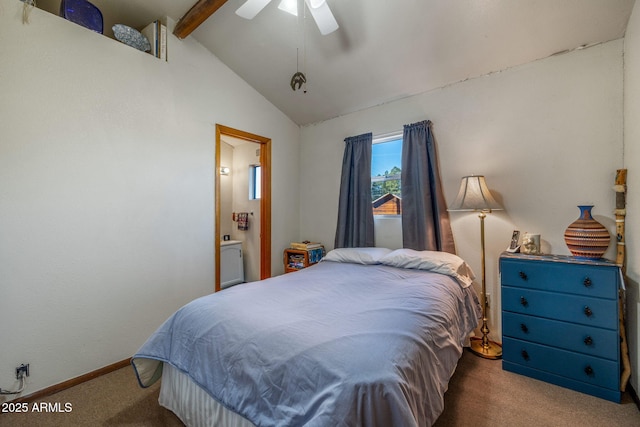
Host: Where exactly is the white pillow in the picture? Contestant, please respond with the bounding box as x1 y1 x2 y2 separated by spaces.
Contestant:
323 247 393 265
379 248 476 288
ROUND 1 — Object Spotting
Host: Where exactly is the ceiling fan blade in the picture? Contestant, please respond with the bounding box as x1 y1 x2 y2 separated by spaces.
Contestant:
307 0 326 8
236 0 273 19
305 0 338 35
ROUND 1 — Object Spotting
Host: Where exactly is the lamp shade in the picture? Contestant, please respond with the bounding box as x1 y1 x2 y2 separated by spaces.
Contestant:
448 175 502 212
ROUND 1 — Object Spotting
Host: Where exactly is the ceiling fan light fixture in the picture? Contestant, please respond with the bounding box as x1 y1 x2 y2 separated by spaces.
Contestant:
236 0 272 20
236 0 338 36
278 0 298 16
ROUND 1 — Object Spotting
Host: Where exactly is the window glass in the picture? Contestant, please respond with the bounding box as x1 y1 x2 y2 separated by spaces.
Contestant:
371 137 402 215
249 165 261 200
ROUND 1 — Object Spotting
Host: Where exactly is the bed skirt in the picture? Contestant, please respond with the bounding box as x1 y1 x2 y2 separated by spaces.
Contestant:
159 363 256 427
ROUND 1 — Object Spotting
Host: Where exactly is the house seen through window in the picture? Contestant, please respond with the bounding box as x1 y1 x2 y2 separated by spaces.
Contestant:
371 135 402 215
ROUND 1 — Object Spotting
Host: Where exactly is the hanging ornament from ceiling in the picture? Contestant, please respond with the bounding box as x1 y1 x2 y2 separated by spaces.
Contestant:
291 44 307 92
291 71 307 91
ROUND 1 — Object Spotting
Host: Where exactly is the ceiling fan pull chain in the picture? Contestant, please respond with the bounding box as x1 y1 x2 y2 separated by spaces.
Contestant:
290 7 308 93
303 2 307 93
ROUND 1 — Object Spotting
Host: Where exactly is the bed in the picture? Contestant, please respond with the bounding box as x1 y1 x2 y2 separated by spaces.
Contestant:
132 248 481 426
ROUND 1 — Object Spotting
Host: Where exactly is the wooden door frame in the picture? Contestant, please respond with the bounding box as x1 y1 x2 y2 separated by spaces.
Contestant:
215 124 271 292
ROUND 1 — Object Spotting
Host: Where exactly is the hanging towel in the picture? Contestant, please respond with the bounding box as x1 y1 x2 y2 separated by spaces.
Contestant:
237 212 249 231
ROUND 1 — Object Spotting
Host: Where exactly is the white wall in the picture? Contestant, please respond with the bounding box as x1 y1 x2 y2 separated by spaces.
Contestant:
300 40 624 342
623 0 640 394
0 1 299 397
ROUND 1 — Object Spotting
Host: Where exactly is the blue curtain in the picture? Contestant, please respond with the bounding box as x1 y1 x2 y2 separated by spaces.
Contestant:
334 133 374 248
401 121 456 253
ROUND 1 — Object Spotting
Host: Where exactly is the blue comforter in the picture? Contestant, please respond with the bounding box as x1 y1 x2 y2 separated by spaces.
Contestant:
132 261 481 426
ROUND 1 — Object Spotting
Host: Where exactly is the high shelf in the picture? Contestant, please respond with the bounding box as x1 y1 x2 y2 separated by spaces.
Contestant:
500 252 622 402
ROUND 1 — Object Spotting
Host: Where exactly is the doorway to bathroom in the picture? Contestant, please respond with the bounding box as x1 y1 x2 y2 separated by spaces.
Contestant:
215 124 271 292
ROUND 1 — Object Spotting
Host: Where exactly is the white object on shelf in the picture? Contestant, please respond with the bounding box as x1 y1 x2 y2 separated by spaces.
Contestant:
221 240 244 289
140 20 167 60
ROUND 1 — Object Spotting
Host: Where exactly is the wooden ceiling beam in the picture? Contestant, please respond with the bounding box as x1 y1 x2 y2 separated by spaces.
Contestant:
173 0 230 39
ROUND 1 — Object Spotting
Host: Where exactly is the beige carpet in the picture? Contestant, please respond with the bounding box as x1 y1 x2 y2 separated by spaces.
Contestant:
1 349 638 426
434 350 639 427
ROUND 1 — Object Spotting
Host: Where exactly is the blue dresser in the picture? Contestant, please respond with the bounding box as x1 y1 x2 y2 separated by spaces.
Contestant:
500 252 621 402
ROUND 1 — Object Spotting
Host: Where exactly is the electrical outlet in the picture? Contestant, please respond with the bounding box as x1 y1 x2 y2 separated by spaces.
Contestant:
16 363 29 380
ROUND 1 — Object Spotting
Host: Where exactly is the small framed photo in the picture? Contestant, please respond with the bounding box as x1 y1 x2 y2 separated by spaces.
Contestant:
506 230 520 253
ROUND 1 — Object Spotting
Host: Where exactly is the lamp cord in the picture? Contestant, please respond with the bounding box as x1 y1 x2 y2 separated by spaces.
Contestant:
0 375 26 395
22 0 36 25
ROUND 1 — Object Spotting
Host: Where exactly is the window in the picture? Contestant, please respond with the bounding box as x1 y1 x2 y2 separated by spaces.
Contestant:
371 134 402 215
249 165 261 200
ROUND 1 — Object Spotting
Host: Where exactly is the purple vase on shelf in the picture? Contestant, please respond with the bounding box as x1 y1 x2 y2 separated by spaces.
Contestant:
563 205 610 259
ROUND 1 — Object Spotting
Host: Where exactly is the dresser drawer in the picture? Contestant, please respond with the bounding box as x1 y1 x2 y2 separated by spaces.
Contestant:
502 286 617 330
502 311 619 360
501 259 618 299
503 337 619 391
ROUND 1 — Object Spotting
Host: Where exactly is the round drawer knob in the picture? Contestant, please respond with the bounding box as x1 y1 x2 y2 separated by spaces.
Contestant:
521 350 530 361
584 336 593 346
520 296 528 307
584 365 594 376
520 323 529 333
583 277 592 287
584 306 593 317
519 271 528 281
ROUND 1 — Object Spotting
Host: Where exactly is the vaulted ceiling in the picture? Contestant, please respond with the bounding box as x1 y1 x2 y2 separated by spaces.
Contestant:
38 0 636 125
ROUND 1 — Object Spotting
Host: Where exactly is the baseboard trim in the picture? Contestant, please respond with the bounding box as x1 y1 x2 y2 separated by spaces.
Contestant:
7 357 640 411
10 358 131 403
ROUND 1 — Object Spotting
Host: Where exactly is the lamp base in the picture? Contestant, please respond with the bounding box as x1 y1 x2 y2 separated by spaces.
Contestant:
469 337 503 360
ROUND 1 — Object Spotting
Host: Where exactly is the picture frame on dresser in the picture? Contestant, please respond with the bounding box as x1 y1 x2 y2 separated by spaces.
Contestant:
506 230 520 253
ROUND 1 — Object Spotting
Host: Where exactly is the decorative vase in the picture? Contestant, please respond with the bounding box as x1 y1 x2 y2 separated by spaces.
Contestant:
564 205 610 259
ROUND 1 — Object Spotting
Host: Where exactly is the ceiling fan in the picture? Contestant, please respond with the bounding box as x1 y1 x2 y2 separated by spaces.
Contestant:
236 0 339 35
